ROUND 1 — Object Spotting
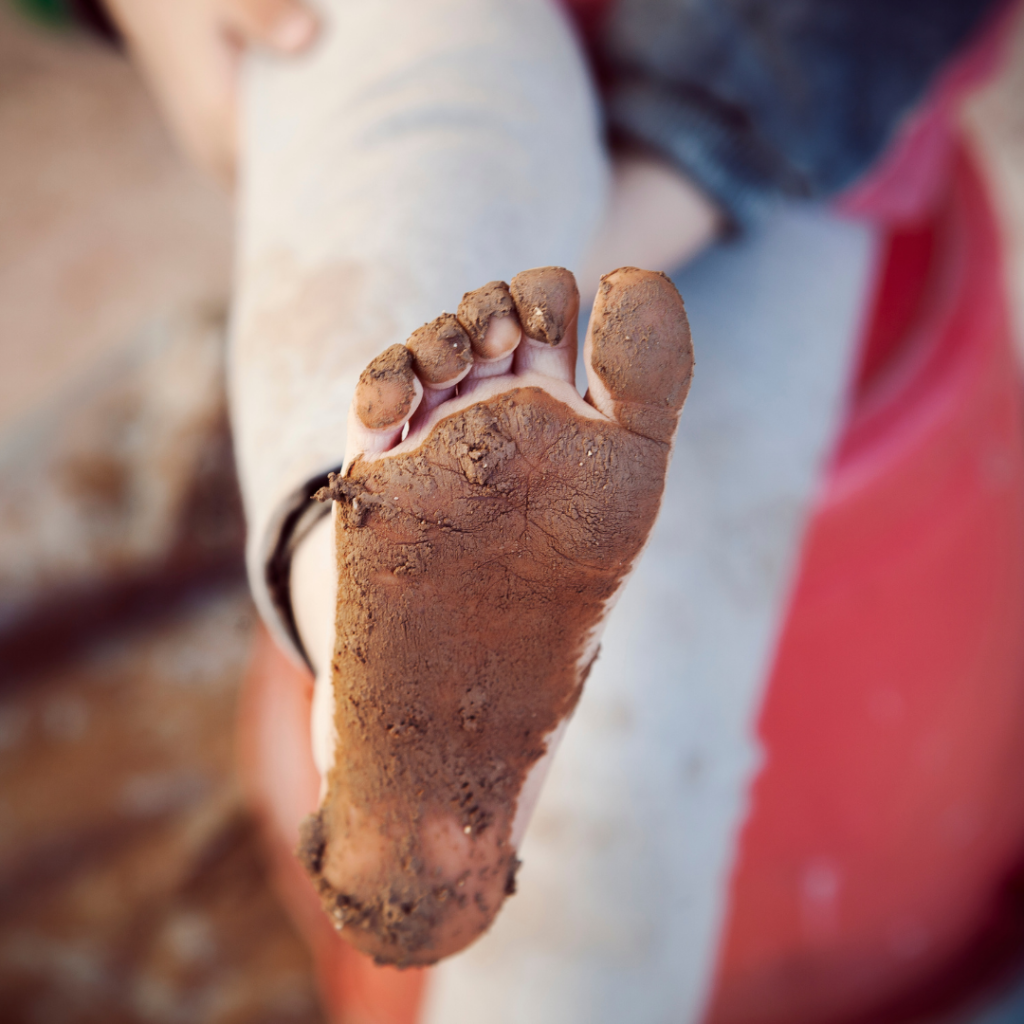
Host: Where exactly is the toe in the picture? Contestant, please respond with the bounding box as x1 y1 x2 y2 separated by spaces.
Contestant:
347 344 423 466
510 266 579 383
458 281 519 358
406 314 474 389
458 281 522 383
583 267 693 444
510 266 577 344
355 345 421 429
405 314 475 424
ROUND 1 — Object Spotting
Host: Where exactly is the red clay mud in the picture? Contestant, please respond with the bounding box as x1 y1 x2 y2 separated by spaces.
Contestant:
354 345 417 430
303 388 672 965
509 266 578 344
405 314 473 386
456 281 516 351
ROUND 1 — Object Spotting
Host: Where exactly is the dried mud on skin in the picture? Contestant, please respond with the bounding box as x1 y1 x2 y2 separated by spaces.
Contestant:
456 281 515 348
509 267 577 344
590 268 694 444
303 387 671 965
406 314 473 385
354 345 417 430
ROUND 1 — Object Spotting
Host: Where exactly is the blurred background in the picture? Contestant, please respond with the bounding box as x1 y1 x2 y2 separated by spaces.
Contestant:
2 2 1024 1023
0 4 326 1021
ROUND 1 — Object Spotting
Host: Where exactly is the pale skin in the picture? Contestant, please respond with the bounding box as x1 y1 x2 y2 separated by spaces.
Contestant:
102 0 320 186
103 0 722 958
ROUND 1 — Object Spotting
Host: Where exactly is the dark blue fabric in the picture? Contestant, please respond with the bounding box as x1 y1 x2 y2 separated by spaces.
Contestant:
597 0 1005 226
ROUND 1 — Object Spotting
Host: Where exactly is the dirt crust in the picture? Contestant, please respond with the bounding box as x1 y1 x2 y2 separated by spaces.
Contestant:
354 345 416 430
589 268 694 443
509 267 578 345
304 388 671 965
406 314 472 386
456 281 516 349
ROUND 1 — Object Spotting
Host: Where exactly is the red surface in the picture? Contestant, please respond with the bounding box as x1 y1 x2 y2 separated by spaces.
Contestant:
705 148 1024 1024
835 0 1015 224
557 0 616 40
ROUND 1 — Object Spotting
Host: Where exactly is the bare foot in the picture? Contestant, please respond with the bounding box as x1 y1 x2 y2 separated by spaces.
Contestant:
293 267 692 966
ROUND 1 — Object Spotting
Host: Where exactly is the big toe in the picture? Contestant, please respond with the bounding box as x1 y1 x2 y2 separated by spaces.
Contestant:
584 268 693 444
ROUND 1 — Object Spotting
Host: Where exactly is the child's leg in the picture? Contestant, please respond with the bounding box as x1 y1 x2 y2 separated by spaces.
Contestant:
227 0 719 965
230 0 608 655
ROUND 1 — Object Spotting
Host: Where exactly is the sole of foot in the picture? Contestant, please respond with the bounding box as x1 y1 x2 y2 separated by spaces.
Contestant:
295 266 693 966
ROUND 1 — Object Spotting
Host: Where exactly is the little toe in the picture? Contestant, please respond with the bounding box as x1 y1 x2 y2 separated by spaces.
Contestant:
406 313 475 422
458 281 522 383
347 344 423 466
510 266 579 383
584 267 693 444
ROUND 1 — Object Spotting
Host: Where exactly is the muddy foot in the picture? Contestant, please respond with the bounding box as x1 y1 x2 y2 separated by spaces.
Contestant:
294 267 692 966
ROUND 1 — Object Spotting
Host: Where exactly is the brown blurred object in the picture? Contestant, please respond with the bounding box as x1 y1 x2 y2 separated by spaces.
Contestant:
0 304 245 680
0 3 231 434
0 593 324 1024
0 9 325 1024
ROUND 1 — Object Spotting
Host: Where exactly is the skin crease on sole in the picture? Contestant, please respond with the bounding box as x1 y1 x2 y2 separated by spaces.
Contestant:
295 267 693 967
